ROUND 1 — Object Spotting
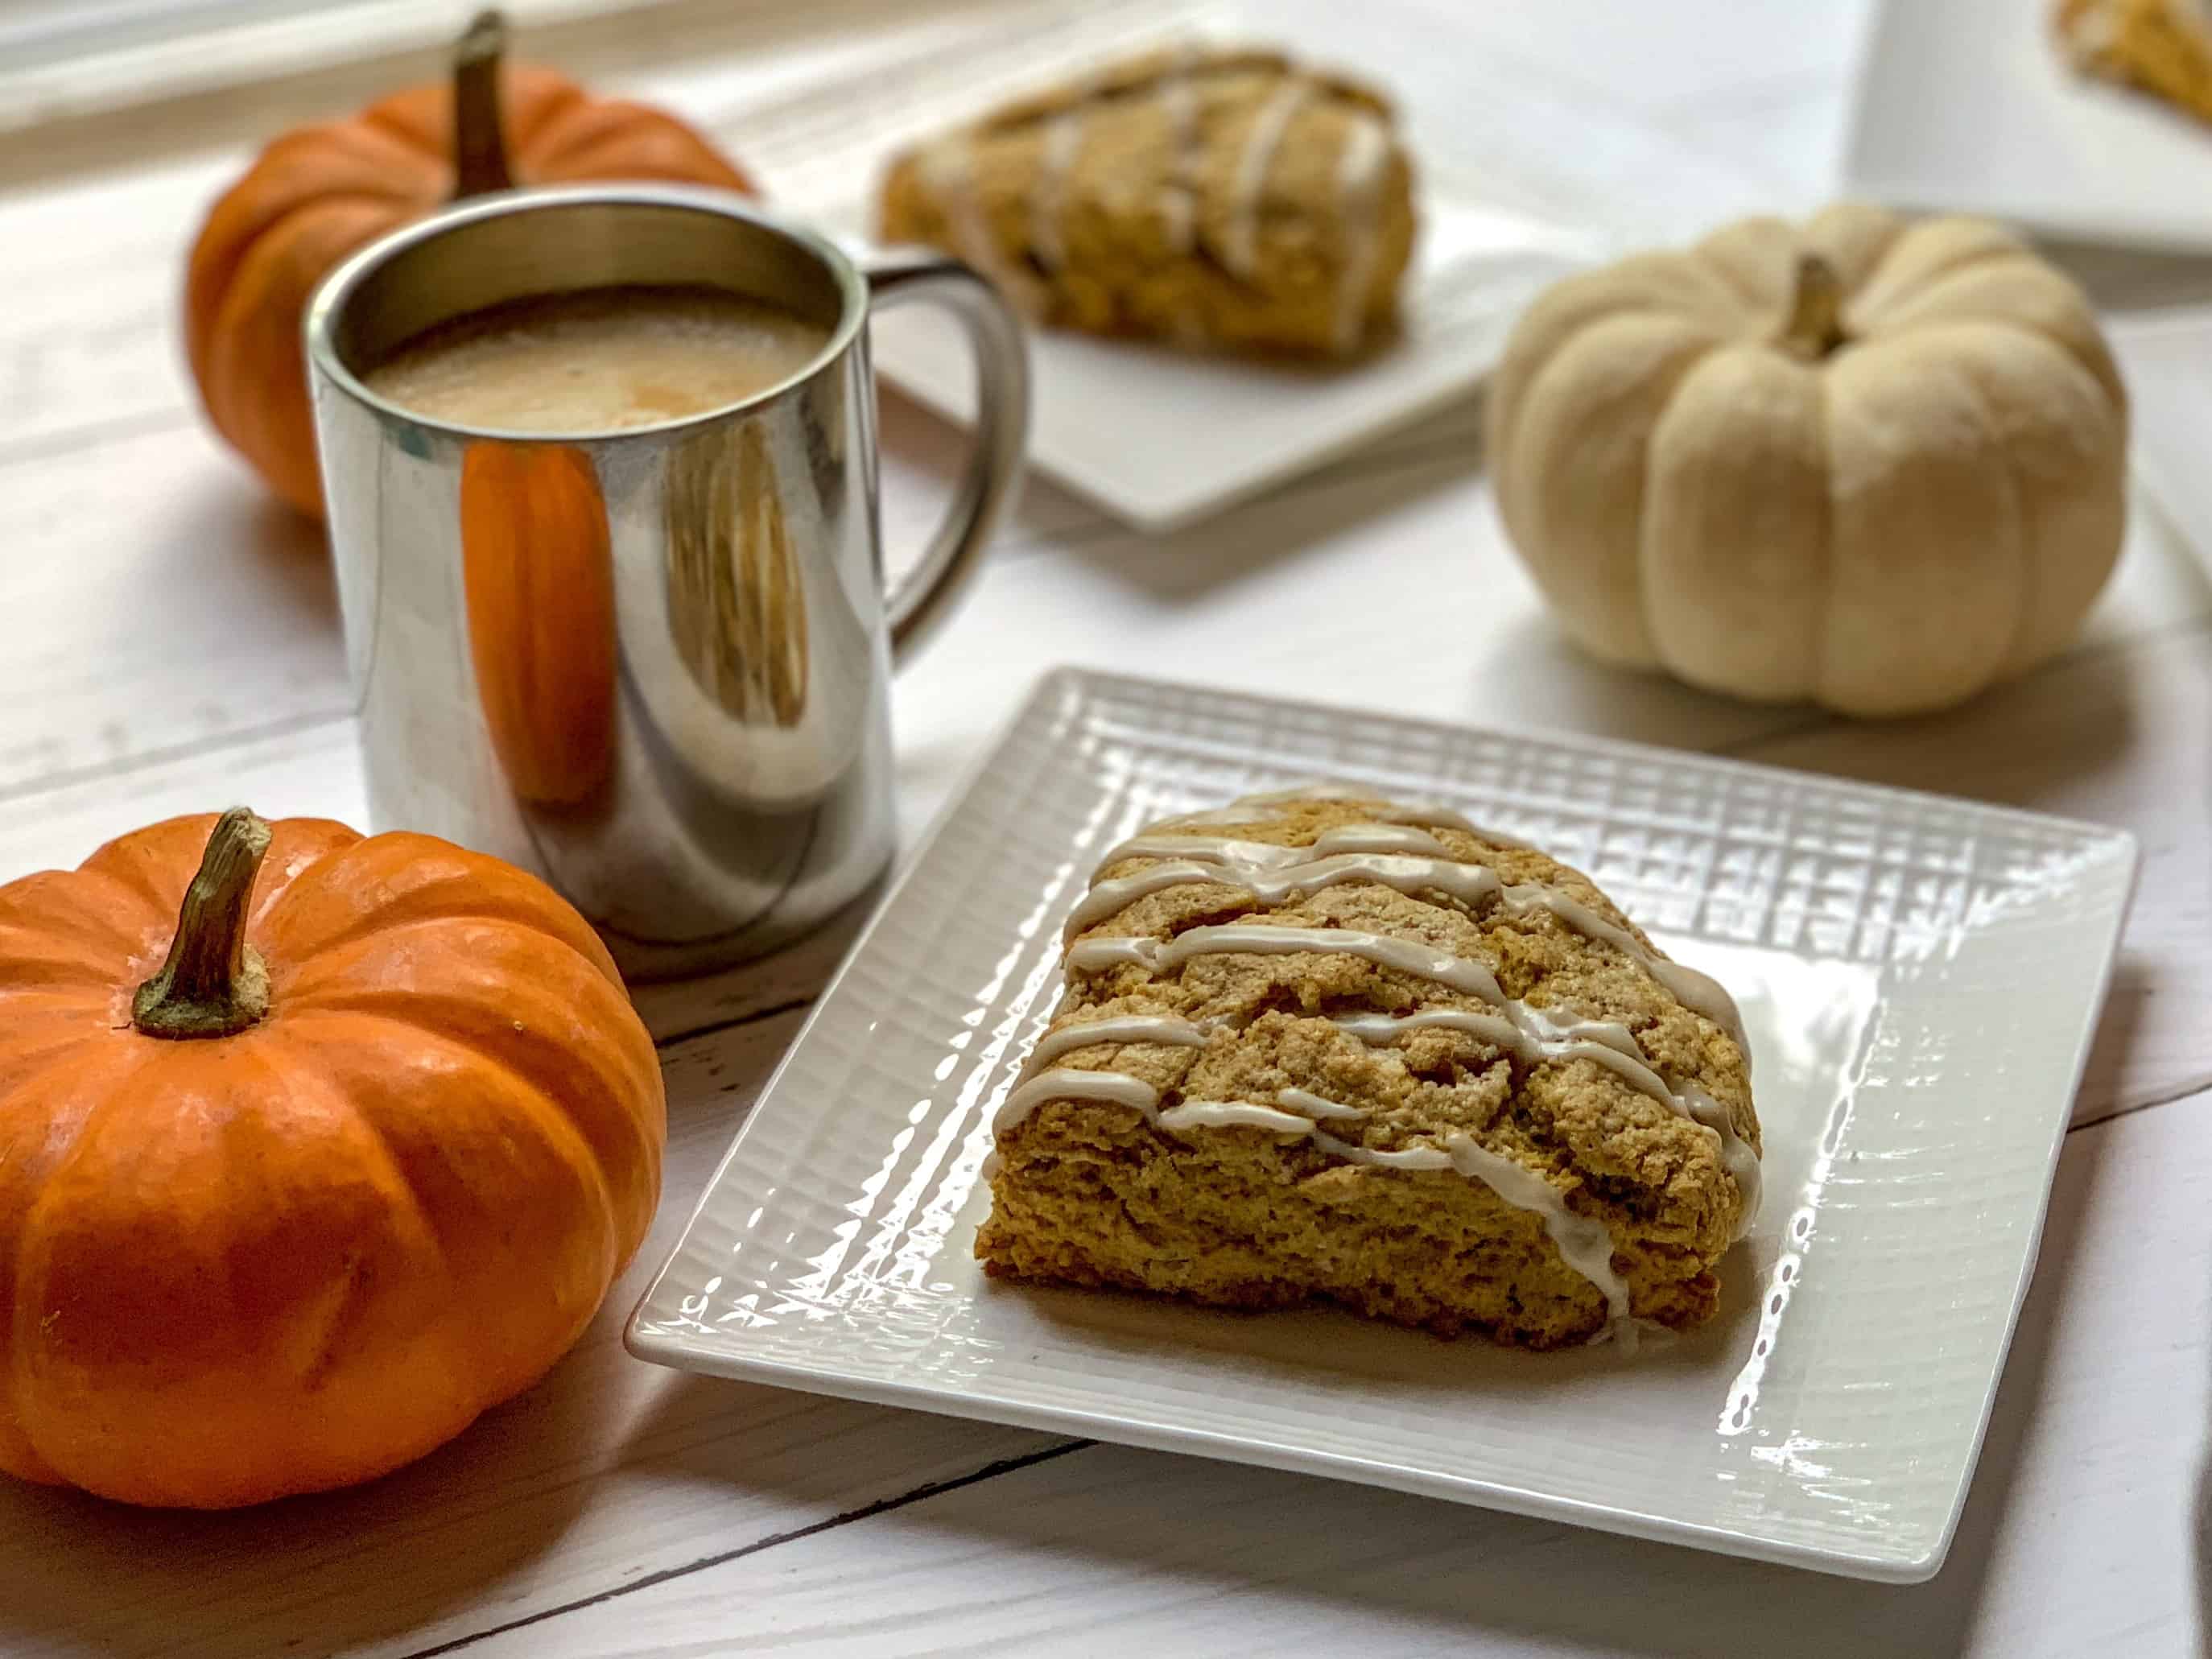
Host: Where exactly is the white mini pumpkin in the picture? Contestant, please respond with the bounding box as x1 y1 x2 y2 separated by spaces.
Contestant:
1486 204 2127 716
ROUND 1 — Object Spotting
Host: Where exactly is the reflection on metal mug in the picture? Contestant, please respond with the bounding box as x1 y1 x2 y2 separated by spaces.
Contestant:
305 185 1028 978
459 441 617 809
665 423 811 733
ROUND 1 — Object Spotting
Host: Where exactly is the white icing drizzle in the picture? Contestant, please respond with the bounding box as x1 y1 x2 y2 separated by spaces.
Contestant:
1070 829 1746 1054
1002 1071 1331 1138
1030 110 1085 272
1330 112 1389 351
1274 1085 1369 1121
994 1071 1628 1330
918 135 1039 307
1222 79 1312 276
1377 803 1524 847
1027 1012 1210 1069
1336 1009 1758 1242
1029 928 1757 1242
1158 46 1202 255
1145 43 1214 347
1057 845 1759 1235
994 1067 1160 1134
1153 804 1290 828
1158 1098 1315 1133
1511 887 1749 1055
1310 1128 1632 1331
1065 850 1511 941
1684 1083 1763 1240
1070 923 1511 1001
918 136 985 264
1102 788 1739 1053
1336 1008 1629 1080
1100 832 1303 868
1056 935 1155 973
1064 859 1249 940
1301 823 1445 856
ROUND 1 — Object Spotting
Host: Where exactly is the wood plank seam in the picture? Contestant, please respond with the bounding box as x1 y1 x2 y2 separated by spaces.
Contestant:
400 1438 1094 1659
650 993 819 1051
2073 1078 2212 1129
0 704 353 811
0 406 195 471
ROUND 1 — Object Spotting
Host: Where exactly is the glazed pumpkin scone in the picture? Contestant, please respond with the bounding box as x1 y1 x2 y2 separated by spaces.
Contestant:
2055 0 2212 126
977 786 1760 1348
878 47 1417 357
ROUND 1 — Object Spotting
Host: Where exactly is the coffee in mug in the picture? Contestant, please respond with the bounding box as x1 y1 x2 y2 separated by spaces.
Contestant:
361 284 827 431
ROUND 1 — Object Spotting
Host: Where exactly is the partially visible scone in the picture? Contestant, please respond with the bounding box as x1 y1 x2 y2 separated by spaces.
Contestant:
977 785 1761 1348
878 47 1418 357
2056 0 2212 126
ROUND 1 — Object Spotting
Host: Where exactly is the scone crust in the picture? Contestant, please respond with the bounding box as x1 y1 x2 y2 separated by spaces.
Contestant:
979 790 1760 1348
878 47 1417 356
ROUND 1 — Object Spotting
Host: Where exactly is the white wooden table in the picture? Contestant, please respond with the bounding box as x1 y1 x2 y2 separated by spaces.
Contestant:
3 2 2210 1653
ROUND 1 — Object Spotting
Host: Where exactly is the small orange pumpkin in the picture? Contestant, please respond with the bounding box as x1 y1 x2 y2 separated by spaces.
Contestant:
0 808 664 1508
462 442 618 806
184 10 755 516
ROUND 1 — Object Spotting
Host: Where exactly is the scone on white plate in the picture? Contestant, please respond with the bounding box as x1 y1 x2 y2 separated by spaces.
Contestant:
979 786 1760 1348
879 47 1418 357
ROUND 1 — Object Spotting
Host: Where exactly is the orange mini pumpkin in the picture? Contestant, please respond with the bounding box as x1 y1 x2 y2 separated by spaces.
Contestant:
0 808 665 1508
462 441 618 806
184 10 755 516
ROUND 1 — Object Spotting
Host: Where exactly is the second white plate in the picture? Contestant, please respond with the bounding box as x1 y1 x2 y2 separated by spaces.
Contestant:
862 188 1584 530
629 668 2136 1583
715 0 1766 529
1847 0 2212 252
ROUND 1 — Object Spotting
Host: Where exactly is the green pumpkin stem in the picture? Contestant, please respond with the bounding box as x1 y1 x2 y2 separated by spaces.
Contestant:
1779 251 1848 358
132 807 273 1041
452 9 515 200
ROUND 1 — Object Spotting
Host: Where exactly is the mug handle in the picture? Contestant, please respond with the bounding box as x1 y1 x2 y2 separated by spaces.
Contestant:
863 248 1031 666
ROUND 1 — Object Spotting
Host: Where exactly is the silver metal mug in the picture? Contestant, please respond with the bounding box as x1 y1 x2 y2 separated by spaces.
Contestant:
304 185 1027 979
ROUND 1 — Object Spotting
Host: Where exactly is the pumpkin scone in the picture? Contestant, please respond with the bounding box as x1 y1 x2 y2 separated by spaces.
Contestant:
979 786 1760 1348
2055 0 2212 126
878 47 1417 357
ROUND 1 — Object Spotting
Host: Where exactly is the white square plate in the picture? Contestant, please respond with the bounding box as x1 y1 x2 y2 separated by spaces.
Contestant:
718 0 1764 529
628 670 2136 1582
1847 0 2212 252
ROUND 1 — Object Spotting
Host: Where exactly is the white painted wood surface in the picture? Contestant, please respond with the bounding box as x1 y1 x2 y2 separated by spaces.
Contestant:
1 1 2208 1654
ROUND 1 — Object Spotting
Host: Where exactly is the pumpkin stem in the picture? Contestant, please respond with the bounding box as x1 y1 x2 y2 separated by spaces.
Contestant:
132 807 274 1041
1779 251 1849 357
452 9 514 200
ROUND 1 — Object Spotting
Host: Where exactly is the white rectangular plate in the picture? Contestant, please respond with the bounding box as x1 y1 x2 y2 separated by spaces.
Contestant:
858 190 1585 531
629 670 2136 1582
719 0 1763 529
1847 0 2212 252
